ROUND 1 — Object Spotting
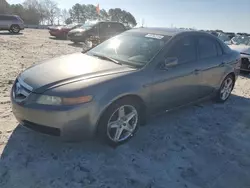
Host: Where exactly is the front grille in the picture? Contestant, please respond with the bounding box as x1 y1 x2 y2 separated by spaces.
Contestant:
13 79 32 102
22 121 61 136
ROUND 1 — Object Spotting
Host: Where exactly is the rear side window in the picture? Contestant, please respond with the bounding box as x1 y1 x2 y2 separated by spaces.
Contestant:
110 23 125 32
216 42 223 56
166 36 196 64
198 37 217 59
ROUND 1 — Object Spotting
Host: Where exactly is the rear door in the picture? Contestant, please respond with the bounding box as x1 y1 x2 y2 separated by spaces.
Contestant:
195 36 228 98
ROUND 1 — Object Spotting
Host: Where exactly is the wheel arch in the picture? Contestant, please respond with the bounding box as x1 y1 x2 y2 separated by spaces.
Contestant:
226 72 236 88
219 71 236 89
95 94 147 133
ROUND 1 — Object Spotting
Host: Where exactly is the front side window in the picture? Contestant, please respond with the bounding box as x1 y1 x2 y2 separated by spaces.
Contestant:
166 36 196 64
87 33 170 67
198 37 217 59
80 23 94 30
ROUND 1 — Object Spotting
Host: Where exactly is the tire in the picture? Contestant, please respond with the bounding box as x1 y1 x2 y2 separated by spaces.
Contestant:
10 25 20 34
215 74 235 103
97 98 142 146
9 29 13 33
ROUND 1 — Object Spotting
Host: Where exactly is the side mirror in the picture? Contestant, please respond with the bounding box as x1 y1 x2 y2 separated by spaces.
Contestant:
161 57 178 70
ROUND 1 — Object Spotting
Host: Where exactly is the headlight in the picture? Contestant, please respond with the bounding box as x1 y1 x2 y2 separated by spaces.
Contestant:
36 95 93 105
75 32 82 36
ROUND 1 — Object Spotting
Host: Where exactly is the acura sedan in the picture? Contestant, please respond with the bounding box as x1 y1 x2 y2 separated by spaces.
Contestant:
11 28 241 146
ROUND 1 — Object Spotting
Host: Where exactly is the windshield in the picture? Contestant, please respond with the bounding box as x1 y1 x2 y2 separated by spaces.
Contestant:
231 36 250 46
87 33 170 66
80 23 94 30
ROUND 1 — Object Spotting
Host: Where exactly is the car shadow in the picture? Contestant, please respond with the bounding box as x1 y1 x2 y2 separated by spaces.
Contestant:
0 32 23 35
68 43 83 48
1 94 250 187
49 37 66 41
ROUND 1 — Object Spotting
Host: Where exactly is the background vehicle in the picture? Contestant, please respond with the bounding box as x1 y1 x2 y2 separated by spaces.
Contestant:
224 32 236 40
67 21 126 44
11 28 240 146
229 36 250 72
48 23 82 39
0 14 24 34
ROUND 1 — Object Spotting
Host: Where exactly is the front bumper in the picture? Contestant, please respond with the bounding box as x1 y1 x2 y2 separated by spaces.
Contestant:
19 24 25 30
67 34 85 42
49 30 64 37
11 92 98 141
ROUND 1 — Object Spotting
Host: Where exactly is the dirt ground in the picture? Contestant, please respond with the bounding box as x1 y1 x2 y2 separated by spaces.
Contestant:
1 29 250 188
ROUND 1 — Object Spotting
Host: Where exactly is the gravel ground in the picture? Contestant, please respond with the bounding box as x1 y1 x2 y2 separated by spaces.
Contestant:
1 29 250 188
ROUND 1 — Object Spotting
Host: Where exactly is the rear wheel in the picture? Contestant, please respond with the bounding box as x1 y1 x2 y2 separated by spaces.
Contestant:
11 25 20 34
215 74 235 103
97 98 141 146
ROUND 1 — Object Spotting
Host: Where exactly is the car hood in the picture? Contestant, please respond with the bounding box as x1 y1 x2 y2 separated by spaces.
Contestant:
48 26 62 30
229 44 250 55
19 53 136 93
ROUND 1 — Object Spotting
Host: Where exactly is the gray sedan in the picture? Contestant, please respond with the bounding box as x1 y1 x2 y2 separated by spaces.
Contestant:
11 28 241 146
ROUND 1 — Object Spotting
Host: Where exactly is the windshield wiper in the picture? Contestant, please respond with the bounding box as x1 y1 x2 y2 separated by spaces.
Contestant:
92 53 122 65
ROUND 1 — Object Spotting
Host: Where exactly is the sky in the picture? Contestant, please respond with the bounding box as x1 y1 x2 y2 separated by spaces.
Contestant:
6 0 250 33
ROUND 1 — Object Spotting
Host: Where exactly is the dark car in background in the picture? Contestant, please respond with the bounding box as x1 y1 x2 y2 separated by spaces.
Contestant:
229 36 250 73
48 23 82 39
68 21 126 45
0 14 24 34
224 32 235 40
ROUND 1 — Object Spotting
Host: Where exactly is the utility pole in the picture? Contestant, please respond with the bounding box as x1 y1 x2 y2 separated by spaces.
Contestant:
141 18 145 28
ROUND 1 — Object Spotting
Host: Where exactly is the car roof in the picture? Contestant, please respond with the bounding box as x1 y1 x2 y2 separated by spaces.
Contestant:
97 21 124 24
127 27 213 37
0 14 19 17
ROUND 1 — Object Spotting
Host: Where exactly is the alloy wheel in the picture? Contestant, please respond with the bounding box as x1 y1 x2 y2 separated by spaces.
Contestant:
12 26 20 33
107 105 138 143
220 77 233 100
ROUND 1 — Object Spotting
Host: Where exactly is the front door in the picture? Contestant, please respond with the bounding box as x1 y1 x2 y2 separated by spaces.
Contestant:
0 15 9 29
151 35 201 111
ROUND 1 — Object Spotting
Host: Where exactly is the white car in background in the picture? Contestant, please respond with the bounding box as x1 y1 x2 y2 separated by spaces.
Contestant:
229 36 250 73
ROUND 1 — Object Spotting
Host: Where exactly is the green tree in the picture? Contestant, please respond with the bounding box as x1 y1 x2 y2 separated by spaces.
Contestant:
65 18 73 24
69 3 84 23
108 8 137 27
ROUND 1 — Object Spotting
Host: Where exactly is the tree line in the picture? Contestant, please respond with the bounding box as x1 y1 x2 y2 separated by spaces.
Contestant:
0 0 137 27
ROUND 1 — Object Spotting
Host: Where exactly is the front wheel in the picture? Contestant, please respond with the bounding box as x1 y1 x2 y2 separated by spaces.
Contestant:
97 98 141 146
215 75 235 103
11 25 20 34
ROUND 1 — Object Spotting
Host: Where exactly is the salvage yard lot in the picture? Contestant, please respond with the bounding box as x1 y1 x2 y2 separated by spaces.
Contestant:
1 29 250 188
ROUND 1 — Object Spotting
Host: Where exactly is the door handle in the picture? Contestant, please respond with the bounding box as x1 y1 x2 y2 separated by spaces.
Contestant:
219 62 225 67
